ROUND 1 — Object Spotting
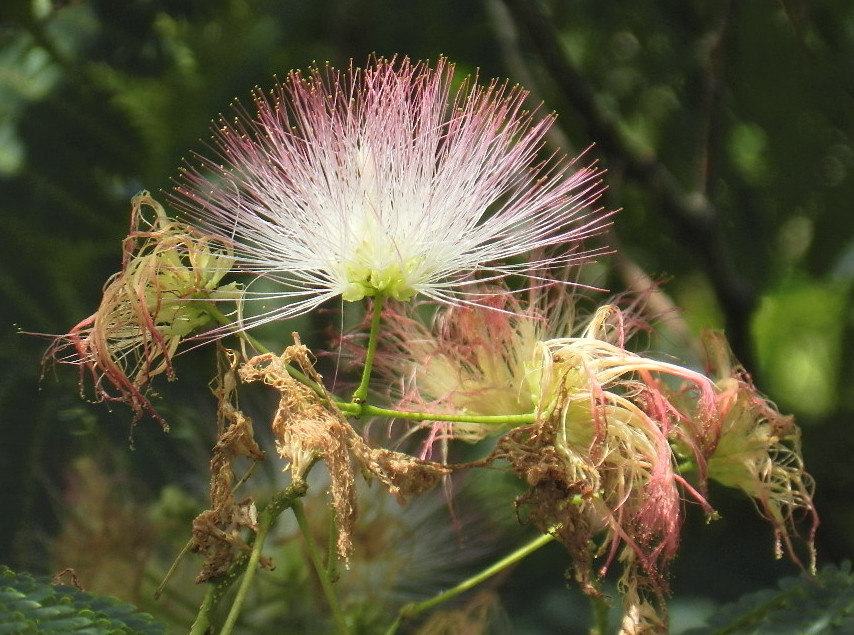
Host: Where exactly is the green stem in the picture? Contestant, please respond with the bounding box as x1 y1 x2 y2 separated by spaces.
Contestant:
190 544 252 635
337 401 536 425
189 584 216 635
190 480 308 634
219 515 273 635
203 299 535 427
590 594 611 635
292 499 350 633
387 531 555 633
202 301 323 393
351 295 385 407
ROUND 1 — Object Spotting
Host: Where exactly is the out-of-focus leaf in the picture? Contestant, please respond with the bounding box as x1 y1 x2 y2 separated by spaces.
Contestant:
0 566 167 634
683 562 854 634
753 276 849 417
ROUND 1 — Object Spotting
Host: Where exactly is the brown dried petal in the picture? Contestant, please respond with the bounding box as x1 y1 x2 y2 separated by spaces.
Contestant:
239 339 450 560
240 343 359 560
190 348 265 582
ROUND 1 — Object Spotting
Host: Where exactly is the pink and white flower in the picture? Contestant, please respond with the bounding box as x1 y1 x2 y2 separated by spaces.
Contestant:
172 56 610 327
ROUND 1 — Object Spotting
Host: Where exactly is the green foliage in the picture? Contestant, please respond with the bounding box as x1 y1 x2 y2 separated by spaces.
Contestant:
0 565 166 634
753 276 850 417
684 562 854 634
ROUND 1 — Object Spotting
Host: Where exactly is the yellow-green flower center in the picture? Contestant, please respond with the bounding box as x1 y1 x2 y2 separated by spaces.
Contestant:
340 240 421 302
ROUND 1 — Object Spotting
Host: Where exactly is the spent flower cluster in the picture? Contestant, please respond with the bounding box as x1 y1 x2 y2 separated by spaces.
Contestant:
45 192 239 429
47 57 817 634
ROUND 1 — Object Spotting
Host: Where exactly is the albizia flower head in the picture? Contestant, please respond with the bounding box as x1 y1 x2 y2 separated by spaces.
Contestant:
172 56 610 327
43 192 240 429
375 295 723 629
700 330 818 572
367 284 657 456
370 292 545 454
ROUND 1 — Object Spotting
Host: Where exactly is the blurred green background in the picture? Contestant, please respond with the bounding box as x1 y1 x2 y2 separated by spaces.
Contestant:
1 0 852 632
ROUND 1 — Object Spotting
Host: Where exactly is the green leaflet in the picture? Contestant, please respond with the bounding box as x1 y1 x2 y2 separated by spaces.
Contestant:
0 566 166 635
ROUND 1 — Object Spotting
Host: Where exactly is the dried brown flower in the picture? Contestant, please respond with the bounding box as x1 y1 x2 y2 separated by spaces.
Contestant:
239 337 450 561
191 348 266 582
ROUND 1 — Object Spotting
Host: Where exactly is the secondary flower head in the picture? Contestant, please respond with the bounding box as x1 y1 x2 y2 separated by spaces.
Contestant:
372 292 726 630
44 192 240 428
172 56 610 327
700 330 818 572
366 285 657 455
369 292 544 454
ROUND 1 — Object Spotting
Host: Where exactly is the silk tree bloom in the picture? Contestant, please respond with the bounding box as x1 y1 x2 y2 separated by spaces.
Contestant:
367 285 658 454
171 57 610 327
373 294 723 630
369 292 544 455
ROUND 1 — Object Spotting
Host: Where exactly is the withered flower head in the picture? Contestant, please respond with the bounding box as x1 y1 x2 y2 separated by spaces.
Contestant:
701 330 818 572
191 349 266 582
44 192 240 428
239 338 449 562
497 305 719 632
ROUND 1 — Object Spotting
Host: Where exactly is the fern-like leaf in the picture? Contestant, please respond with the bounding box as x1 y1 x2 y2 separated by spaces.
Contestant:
684 562 854 634
0 566 166 634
